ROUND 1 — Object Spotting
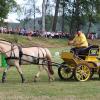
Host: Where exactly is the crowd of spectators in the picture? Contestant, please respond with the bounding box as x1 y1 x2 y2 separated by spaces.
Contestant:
87 32 97 40
0 27 70 39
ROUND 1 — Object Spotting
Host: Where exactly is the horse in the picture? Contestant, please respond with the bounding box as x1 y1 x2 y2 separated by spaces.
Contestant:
0 40 54 83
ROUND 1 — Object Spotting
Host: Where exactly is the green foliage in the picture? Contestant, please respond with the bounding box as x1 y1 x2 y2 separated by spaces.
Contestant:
53 0 100 34
0 0 9 19
0 0 17 21
45 15 53 31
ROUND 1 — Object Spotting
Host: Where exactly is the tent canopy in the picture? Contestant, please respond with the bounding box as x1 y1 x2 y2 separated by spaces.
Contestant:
4 18 20 23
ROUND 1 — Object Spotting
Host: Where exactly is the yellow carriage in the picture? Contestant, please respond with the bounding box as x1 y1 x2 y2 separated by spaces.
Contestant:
58 45 100 81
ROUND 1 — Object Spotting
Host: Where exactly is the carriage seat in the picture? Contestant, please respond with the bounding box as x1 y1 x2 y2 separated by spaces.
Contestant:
78 45 99 59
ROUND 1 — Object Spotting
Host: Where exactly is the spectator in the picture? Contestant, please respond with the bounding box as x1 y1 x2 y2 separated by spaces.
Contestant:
27 29 33 40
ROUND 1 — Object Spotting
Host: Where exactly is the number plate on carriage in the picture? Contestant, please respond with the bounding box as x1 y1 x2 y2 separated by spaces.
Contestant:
89 49 98 56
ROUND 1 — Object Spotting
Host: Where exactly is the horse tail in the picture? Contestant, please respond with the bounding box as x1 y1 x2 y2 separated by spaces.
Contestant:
44 48 54 75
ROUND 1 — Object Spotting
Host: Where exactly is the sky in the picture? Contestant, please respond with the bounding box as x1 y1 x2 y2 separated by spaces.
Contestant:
8 0 43 20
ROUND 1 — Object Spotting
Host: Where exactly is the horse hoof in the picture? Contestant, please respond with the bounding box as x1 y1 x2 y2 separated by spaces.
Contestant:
2 79 6 83
49 76 55 82
33 76 37 82
34 79 37 82
22 79 25 83
33 78 37 82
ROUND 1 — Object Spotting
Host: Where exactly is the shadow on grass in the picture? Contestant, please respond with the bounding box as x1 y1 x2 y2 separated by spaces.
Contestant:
0 75 100 84
90 77 100 81
55 77 78 83
55 76 100 83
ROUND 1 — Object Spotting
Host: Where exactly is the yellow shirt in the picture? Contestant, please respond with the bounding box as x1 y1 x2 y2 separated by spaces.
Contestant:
73 33 88 48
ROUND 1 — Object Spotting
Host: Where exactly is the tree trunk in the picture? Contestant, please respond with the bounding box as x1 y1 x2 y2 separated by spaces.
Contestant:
69 0 80 35
62 0 65 33
52 0 60 32
95 0 100 13
33 0 36 31
69 0 76 35
87 21 91 34
42 0 46 32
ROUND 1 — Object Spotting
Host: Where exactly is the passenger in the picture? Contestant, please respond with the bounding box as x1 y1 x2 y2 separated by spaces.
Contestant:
68 31 88 55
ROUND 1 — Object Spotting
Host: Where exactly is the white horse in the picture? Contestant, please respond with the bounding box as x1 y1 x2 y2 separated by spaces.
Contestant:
0 40 54 83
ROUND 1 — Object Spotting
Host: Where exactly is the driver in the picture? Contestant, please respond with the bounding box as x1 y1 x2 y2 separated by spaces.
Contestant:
68 31 88 55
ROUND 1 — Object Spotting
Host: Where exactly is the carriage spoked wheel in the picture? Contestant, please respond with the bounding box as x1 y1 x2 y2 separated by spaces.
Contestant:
74 63 91 82
58 63 74 80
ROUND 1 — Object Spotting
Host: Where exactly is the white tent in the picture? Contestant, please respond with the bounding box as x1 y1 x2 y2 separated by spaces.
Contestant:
4 18 20 23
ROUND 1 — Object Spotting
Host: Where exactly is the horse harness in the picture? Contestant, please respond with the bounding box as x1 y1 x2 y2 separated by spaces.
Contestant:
5 43 47 65
5 43 23 64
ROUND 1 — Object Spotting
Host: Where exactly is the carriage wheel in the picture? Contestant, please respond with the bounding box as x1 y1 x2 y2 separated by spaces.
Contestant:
58 64 74 80
74 63 91 82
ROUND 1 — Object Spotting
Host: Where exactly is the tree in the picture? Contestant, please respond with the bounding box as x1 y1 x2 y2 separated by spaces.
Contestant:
60 0 69 33
17 0 41 30
0 0 17 23
62 0 100 35
42 0 46 32
52 0 60 32
45 15 53 31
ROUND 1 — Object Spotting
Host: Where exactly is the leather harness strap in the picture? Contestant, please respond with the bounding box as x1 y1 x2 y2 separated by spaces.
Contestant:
5 43 23 65
18 45 23 65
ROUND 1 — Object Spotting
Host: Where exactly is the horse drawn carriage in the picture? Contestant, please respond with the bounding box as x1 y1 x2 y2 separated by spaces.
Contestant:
0 39 100 82
58 45 100 81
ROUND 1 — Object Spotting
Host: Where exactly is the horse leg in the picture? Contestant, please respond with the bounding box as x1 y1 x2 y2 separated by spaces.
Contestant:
16 66 25 83
14 61 25 83
34 65 42 82
2 67 9 83
43 65 53 82
34 65 53 82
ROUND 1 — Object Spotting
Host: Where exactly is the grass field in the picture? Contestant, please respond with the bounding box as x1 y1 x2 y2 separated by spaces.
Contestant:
0 34 100 100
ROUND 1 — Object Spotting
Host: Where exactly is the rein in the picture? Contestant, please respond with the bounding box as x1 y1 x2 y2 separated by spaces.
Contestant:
5 46 17 54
